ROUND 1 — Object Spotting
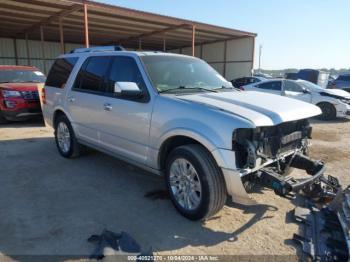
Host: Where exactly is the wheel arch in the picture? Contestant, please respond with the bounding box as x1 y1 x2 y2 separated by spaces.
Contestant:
53 108 72 128
157 132 217 171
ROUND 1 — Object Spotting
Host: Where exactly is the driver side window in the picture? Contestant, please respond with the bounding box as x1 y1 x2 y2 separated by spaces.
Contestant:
256 81 282 91
284 81 304 92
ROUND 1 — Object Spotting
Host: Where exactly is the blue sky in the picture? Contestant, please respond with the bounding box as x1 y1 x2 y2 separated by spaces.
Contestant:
95 0 349 70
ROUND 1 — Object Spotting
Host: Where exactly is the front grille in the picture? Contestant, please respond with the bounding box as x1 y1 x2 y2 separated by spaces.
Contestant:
233 120 311 168
260 121 310 157
20 90 39 100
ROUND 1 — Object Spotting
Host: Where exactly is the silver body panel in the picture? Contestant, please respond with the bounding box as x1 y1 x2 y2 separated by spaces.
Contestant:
42 51 322 204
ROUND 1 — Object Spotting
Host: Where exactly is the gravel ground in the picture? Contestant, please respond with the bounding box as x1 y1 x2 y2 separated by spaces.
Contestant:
0 118 349 260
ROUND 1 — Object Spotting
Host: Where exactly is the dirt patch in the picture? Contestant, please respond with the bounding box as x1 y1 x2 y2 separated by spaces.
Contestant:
310 144 349 163
0 119 349 259
312 129 341 142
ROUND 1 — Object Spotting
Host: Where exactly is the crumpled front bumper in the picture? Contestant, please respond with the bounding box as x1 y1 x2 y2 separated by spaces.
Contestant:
221 168 257 205
212 147 339 206
335 103 350 118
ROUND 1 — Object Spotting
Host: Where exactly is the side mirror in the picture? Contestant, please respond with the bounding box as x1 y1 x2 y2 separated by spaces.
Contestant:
114 82 142 98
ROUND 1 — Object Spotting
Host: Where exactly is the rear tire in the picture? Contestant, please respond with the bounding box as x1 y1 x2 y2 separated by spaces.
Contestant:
54 115 80 158
317 102 336 120
165 144 227 220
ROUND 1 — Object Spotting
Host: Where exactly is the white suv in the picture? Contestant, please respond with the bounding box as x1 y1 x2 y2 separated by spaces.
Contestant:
42 46 322 220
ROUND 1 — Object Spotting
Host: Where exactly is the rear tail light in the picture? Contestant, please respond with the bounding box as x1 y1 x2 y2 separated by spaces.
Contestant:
41 87 46 104
239 86 245 91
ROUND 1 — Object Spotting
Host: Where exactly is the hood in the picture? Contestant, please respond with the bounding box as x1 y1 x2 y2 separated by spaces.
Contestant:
319 89 350 99
178 91 321 127
0 83 40 91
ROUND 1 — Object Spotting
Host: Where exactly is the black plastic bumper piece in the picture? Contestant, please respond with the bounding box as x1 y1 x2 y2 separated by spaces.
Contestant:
259 153 340 197
293 203 349 261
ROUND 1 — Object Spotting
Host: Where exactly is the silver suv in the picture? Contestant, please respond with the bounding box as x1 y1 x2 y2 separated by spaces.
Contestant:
42 47 321 220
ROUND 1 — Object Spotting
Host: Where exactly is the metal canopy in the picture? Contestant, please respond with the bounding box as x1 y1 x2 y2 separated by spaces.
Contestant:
0 0 256 51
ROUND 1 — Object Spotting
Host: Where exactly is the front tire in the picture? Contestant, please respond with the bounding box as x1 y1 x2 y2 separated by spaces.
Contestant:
0 111 8 124
165 144 227 220
317 102 336 120
54 115 80 158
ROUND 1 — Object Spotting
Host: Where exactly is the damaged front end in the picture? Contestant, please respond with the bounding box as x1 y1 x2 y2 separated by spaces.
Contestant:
231 119 340 199
231 119 349 260
233 119 312 173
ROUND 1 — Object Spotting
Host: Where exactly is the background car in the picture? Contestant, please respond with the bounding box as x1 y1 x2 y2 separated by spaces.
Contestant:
243 79 350 120
285 69 330 88
0 65 46 123
231 76 266 90
328 73 350 92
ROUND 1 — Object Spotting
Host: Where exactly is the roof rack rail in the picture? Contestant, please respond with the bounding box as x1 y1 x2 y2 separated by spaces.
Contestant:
70 45 125 54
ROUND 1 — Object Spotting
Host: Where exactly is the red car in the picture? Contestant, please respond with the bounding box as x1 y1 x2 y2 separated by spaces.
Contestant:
0 65 46 123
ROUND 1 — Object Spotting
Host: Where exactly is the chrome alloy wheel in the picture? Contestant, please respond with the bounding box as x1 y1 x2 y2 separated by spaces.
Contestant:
57 122 71 153
169 158 202 210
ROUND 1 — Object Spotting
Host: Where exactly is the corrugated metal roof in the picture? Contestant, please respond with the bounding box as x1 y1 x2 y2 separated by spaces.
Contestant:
0 0 256 50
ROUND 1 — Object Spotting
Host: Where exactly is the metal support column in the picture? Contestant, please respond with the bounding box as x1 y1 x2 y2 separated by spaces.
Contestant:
13 38 18 65
192 25 196 56
83 2 89 48
223 40 228 78
40 26 46 74
59 17 65 53
163 34 166 52
138 39 142 50
25 33 31 66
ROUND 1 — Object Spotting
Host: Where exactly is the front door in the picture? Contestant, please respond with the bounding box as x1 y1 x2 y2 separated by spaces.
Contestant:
97 55 153 165
283 80 312 103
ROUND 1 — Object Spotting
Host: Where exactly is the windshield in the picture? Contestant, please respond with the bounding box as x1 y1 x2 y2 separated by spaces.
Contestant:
141 55 232 93
297 80 325 91
0 70 46 83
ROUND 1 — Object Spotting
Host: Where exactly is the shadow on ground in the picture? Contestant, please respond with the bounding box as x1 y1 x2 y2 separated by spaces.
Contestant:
0 117 45 129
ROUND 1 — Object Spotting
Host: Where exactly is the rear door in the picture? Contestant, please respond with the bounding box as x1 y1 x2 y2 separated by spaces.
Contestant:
97 55 153 165
282 80 312 103
65 56 112 145
44 57 78 124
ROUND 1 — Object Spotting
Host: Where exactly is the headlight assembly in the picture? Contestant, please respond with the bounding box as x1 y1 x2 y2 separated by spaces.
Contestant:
2 90 22 98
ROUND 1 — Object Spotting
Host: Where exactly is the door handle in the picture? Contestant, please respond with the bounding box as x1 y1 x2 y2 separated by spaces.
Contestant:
67 96 75 102
103 103 112 111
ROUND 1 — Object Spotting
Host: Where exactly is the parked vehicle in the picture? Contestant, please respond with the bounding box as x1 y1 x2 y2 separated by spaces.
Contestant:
231 76 265 90
328 73 350 92
243 79 350 120
253 72 272 78
0 65 46 123
42 46 322 220
285 69 330 89
284 72 298 80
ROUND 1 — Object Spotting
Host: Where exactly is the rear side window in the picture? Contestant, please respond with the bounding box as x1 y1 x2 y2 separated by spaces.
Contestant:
45 57 78 88
106 56 146 93
257 81 282 91
74 56 111 92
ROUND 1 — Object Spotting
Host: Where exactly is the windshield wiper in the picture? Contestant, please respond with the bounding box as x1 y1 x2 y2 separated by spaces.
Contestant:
159 86 217 93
